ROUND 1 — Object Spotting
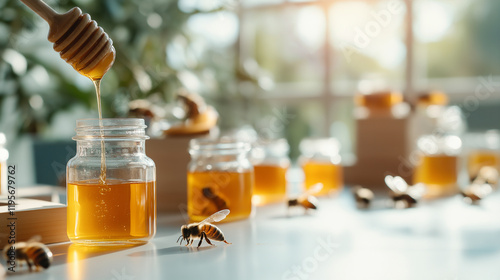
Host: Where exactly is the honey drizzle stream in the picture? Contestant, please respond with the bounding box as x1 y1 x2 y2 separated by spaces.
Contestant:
93 79 106 185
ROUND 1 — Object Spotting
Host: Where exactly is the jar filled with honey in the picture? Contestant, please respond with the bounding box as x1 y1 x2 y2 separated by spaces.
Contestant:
0 133 9 195
187 138 253 223
413 134 462 198
299 138 343 196
251 138 290 205
466 130 500 182
67 119 156 245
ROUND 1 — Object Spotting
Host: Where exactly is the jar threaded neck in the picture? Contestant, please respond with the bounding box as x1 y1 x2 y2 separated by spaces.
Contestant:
73 118 149 141
189 138 250 156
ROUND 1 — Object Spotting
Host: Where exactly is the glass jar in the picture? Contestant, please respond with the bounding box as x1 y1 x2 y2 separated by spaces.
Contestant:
0 133 9 195
412 134 462 198
67 119 156 245
465 130 500 182
251 138 290 205
299 138 343 196
187 138 253 223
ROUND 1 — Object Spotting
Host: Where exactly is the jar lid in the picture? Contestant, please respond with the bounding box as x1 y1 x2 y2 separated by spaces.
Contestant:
355 91 403 109
417 90 448 106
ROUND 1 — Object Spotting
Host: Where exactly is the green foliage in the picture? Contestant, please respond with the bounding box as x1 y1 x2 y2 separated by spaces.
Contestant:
0 0 240 135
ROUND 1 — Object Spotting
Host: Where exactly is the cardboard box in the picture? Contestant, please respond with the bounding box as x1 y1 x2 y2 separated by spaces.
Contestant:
147 134 209 213
345 116 414 190
355 117 410 161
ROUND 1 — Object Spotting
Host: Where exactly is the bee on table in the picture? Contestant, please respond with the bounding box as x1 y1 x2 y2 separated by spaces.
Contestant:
177 209 232 248
288 183 323 213
2 236 53 272
352 185 374 209
461 166 498 204
385 175 426 209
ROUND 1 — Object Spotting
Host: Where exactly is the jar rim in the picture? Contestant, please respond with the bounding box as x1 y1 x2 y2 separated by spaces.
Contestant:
299 137 340 157
189 138 251 155
73 118 149 141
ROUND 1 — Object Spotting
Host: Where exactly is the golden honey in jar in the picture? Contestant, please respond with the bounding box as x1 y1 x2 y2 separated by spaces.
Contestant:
468 150 500 180
465 130 500 182
0 133 8 195
251 139 290 205
67 119 156 245
413 134 461 198
299 138 343 196
187 139 253 223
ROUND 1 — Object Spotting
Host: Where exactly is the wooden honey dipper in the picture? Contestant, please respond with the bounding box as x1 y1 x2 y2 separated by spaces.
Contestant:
20 0 115 80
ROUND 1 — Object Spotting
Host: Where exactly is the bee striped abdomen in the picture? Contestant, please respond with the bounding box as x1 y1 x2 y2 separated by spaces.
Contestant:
200 224 225 241
25 245 51 269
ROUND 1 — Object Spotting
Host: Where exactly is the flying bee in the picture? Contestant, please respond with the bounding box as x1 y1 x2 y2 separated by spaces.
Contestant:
385 175 426 209
177 209 232 248
461 166 498 204
202 187 229 211
2 236 53 272
288 183 323 212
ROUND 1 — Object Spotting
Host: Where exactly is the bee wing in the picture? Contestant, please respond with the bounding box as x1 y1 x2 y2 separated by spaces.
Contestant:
471 183 493 197
408 183 426 198
384 175 396 192
27 235 42 243
304 183 323 196
393 176 409 193
385 175 408 193
199 209 230 224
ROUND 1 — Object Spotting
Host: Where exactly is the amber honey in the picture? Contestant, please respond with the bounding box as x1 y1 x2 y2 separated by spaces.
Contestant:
80 51 115 80
84 47 115 183
302 160 343 196
67 179 156 245
468 150 500 179
253 164 288 205
413 155 458 198
187 171 253 223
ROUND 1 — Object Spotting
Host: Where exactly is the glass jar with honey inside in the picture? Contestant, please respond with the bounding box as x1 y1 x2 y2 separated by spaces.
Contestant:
187 138 253 223
67 119 156 246
299 138 343 197
466 130 500 184
412 134 462 198
251 138 290 205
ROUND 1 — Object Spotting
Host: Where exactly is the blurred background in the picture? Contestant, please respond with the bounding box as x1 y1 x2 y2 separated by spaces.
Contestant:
2 0 500 186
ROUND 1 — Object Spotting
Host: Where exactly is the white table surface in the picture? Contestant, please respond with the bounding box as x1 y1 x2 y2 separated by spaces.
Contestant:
7 189 500 280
